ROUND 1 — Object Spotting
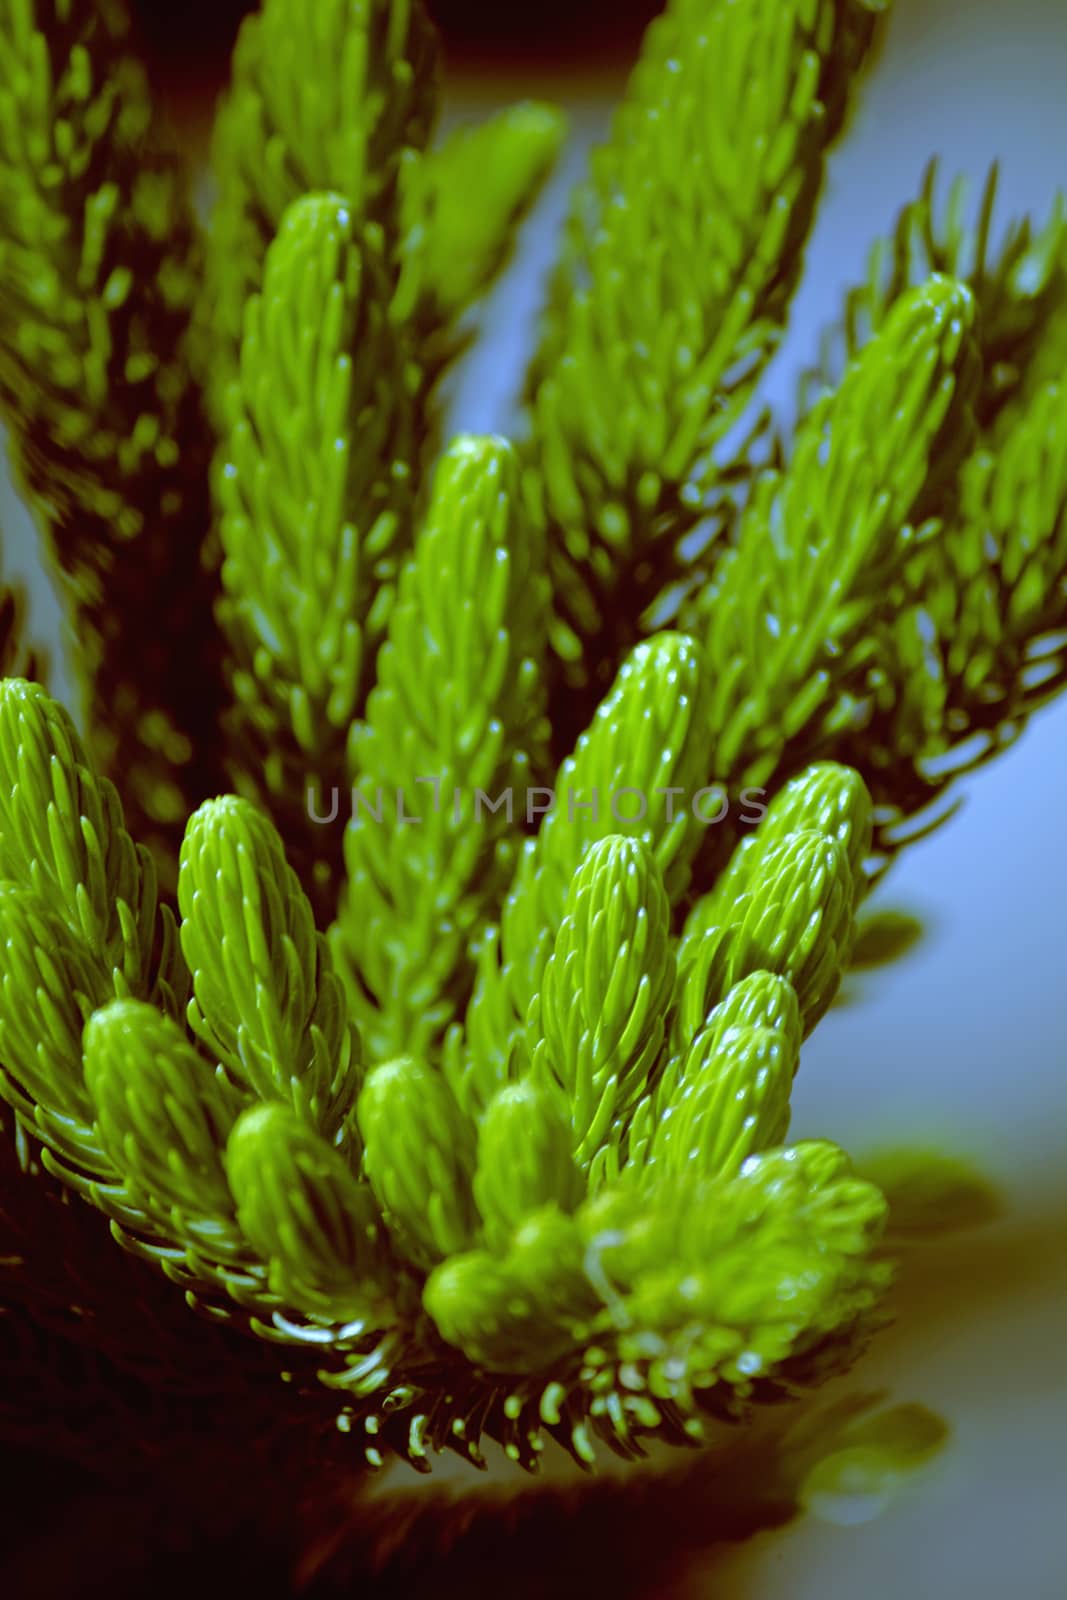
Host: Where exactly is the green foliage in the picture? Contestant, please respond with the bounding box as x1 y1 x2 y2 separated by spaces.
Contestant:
680 832 854 1033
204 3 562 886
424 1205 596 1376
0 677 955 1467
401 101 567 356
218 191 413 862
84 998 242 1229
178 795 360 1137
689 276 979 794
226 1103 389 1320
842 373 1067 849
678 967 803 1062
650 1021 796 1183
0 0 225 859
330 434 547 1059
712 761 874 905
457 630 710 1116
357 1055 478 1271
204 0 439 406
531 837 675 1171
1 0 1065 1484
797 165 1067 855
0 883 112 1163
580 1142 889 1402
655 971 803 1162
204 0 561 418
801 161 1067 428
674 762 869 1044
528 0 883 719
473 1079 582 1253
0 677 181 1005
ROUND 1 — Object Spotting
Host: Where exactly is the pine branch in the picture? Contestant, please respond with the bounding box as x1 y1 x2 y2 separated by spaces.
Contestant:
329 434 548 1060
357 1056 479 1272
526 0 887 751
0 680 891 1470
0 677 183 1005
396 101 568 378
178 795 362 1140
799 161 1067 430
0 882 115 1169
791 167 1067 857
203 0 439 416
8 0 1067 1498
207 15 563 889
684 276 978 842
472 1078 581 1255
0 1097 377 1498
226 1101 391 1322
530 836 676 1173
651 1003 797 1182
204 0 565 425
574 1140 889 1401
455 630 711 1117
0 0 226 878
619 763 866 1187
840 373 1067 856
426 1139 888 1389
216 192 414 898
84 999 246 1244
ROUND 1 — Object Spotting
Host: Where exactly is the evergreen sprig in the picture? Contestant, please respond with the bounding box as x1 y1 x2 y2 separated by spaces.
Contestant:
0 674 886 1465
796 165 1067 854
204 0 562 421
217 190 414 886
457 630 710 1116
204 0 439 410
178 794 361 1139
799 161 1067 429
0 0 225 866
399 101 568 374
206 0 563 893
527 0 884 740
330 433 548 1060
531 836 676 1172
688 275 979 799
0 0 1064 1493
0 676 182 1005
842 372 1067 851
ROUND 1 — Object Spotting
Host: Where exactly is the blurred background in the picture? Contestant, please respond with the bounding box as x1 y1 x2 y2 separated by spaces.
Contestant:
1 0 1065 1595
131 0 661 77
